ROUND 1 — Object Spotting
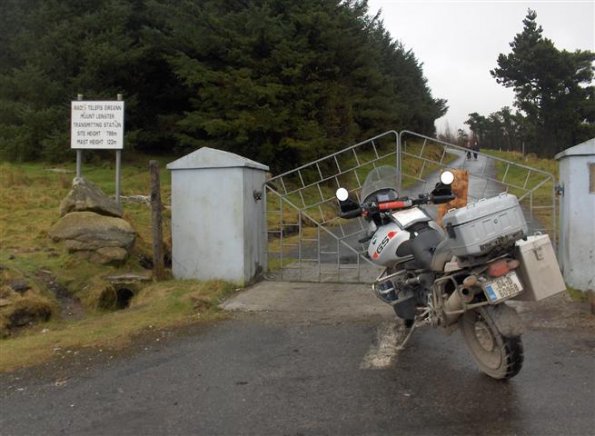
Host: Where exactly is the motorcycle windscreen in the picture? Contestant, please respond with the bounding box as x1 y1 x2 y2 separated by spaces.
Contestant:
361 166 399 204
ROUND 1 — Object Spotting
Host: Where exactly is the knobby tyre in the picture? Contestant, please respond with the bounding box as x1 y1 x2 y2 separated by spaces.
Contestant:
459 307 524 380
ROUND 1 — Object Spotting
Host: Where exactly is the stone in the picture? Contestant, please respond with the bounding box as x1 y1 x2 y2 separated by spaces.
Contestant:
94 247 129 265
59 177 123 218
9 280 30 294
9 306 51 327
105 272 152 284
49 212 136 265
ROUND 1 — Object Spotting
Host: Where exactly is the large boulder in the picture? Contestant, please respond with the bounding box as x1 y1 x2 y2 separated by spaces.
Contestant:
49 212 136 265
59 177 123 218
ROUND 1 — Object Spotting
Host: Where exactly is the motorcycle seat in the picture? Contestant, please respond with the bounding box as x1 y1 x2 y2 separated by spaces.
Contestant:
431 238 453 272
408 227 452 272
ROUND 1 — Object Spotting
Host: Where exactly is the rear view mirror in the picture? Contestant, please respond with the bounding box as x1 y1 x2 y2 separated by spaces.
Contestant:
336 187 360 215
336 188 349 202
440 171 455 185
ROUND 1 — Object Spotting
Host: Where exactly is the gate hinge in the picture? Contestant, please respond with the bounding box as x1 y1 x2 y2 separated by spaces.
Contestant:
555 184 564 196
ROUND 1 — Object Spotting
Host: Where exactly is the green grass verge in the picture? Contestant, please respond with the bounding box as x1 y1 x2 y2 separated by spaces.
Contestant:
0 280 236 372
0 159 239 371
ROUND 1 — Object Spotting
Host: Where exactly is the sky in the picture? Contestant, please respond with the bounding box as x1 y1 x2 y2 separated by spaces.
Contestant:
365 0 595 134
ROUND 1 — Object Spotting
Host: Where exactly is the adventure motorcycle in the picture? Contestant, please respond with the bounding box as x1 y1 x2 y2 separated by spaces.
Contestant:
336 166 537 380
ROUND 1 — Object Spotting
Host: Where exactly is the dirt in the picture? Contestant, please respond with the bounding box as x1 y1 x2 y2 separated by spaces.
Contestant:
509 291 595 330
35 269 85 320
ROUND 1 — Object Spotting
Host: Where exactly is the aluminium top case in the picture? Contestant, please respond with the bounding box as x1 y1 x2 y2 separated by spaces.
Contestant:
442 193 528 259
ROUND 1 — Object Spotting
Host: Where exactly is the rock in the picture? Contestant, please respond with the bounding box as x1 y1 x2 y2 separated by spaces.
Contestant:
45 168 74 173
94 247 129 264
59 177 123 218
49 212 136 265
2 297 53 333
0 298 11 307
9 306 51 327
120 195 150 206
9 280 30 294
105 272 152 284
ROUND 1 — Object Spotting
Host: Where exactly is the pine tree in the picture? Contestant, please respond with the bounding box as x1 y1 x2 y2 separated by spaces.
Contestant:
491 9 594 155
0 0 447 167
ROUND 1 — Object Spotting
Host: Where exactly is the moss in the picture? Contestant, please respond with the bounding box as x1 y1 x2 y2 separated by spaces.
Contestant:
566 287 589 302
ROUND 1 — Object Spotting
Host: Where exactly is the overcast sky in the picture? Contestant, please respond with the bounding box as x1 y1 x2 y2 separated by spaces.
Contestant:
366 0 594 134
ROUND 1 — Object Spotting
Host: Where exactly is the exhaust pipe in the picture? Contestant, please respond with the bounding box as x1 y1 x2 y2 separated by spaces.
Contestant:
444 289 463 325
459 287 480 303
444 284 481 324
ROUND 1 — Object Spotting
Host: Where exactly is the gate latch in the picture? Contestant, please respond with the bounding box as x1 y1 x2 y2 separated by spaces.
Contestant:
555 184 564 196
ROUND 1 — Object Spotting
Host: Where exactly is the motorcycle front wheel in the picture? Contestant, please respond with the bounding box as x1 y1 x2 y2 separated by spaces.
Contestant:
459 307 524 380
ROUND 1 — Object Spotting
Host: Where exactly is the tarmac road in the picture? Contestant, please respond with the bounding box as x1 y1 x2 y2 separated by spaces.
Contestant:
1 282 594 436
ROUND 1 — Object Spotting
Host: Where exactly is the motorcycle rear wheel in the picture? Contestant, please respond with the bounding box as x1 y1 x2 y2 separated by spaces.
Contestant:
459 307 524 380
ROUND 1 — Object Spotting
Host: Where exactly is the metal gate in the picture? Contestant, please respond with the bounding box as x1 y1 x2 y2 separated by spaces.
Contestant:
265 130 557 282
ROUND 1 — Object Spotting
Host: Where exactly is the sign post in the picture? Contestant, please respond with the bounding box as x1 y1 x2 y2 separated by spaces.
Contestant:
71 95 125 205
115 94 123 205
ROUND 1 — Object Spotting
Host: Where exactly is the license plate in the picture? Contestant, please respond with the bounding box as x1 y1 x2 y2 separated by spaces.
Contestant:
483 271 524 303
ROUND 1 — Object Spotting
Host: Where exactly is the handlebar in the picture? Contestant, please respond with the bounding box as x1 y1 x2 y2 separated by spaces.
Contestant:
339 193 455 219
430 194 456 203
339 208 363 219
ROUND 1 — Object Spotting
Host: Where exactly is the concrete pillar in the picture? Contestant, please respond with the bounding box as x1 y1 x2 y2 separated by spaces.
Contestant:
554 138 595 294
167 147 269 285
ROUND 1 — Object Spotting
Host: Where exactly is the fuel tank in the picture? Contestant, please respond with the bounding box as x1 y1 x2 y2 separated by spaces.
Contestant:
367 223 412 267
367 207 446 268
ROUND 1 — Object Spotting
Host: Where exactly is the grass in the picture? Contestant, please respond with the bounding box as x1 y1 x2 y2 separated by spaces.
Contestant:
0 160 173 293
482 150 558 236
0 158 236 371
566 287 589 302
0 280 236 372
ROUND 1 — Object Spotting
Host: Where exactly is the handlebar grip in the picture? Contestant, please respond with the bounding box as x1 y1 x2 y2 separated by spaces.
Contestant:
432 194 455 203
340 208 362 219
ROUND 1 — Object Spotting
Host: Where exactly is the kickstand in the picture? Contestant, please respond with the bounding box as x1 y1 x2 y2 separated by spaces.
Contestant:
395 321 417 351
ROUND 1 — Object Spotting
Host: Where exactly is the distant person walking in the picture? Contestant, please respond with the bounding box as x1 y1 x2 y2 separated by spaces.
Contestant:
466 137 479 160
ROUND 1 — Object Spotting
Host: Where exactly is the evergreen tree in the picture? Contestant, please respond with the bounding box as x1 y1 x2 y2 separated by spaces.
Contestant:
490 9 594 155
0 0 447 168
466 108 527 152
158 0 446 167
0 0 184 161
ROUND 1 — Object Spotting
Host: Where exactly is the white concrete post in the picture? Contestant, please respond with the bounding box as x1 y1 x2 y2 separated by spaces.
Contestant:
555 138 595 295
167 148 269 285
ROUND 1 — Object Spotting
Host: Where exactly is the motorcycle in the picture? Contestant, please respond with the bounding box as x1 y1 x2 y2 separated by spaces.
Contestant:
336 166 530 380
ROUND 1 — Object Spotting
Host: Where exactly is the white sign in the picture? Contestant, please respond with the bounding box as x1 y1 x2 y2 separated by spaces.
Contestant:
71 101 124 149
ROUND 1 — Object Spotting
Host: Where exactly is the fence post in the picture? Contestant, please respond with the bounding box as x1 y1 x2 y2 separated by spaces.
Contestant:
150 160 165 280
115 93 123 206
76 94 83 178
